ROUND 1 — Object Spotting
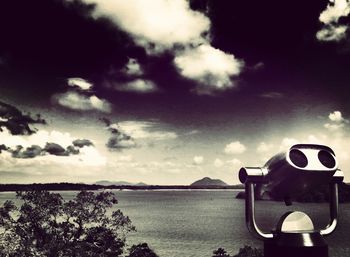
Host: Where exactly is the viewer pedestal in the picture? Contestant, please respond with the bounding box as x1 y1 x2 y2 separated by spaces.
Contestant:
264 231 328 257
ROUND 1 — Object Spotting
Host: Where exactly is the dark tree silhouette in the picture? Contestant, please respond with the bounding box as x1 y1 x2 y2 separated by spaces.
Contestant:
126 243 159 257
233 245 263 257
0 190 135 257
213 247 230 257
213 246 263 257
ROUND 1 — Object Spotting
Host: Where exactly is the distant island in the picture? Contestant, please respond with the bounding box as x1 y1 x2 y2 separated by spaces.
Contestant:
0 177 244 192
190 177 228 187
95 180 148 186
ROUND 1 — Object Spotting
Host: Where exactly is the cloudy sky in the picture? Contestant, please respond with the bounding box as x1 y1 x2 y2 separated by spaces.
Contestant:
1 0 350 185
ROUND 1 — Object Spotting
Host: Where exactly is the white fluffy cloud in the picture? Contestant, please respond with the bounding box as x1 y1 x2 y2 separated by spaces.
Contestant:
317 0 350 42
324 110 348 131
67 78 93 90
329 110 345 122
316 25 348 41
81 0 244 94
54 77 112 112
174 44 243 93
0 128 74 148
320 0 350 24
224 141 246 155
55 91 111 113
0 128 106 169
83 0 209 52
214 158 224 168
193 155 204 165
115 79 157 93
257 142 274 153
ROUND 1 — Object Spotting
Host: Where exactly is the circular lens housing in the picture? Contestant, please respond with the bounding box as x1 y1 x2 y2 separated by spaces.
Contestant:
289 149 308 168
318 150 336 168
238 168 248 183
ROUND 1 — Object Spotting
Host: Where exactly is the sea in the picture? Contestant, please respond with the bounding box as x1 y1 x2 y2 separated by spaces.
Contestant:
0 190 349 257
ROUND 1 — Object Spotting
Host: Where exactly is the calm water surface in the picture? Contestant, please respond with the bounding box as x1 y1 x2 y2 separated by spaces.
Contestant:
0 190 349 257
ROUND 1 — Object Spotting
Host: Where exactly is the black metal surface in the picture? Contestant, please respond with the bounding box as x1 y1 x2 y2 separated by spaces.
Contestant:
264 232 328 257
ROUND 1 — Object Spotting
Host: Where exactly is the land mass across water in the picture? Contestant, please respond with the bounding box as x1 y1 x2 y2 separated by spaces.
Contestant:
0 177 244 192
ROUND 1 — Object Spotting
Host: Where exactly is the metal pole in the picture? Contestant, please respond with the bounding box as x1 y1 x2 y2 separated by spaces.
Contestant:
245 182 273 240
320 182 339 236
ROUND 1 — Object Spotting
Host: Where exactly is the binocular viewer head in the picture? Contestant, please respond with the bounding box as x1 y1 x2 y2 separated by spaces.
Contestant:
239 144 342 202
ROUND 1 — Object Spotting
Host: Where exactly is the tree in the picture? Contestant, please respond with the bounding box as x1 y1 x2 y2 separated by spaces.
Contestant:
233 245 263 257
0 190 135 257
213 246 263 257
126 243 159 257
213 247 231 257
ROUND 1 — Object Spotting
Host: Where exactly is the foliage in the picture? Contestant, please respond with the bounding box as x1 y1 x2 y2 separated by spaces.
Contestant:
212 247 230 257
213 246 263 257
126 243 159 257
233 245 263 257
0 190 135 257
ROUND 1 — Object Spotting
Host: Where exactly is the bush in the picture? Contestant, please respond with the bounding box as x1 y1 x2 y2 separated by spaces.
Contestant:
126 243 159 257
0 190 135 257
212 247 230 257
213 245 263 257
233 245 263 257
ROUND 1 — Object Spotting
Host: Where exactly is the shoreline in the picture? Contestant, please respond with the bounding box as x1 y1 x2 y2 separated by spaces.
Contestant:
0 183 244 192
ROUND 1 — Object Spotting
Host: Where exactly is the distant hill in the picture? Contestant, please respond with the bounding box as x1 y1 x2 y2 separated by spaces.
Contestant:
95 180 147 186
190 177 228 187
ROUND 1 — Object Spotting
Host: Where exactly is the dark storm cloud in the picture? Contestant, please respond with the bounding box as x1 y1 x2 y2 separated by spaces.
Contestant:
44 143 69 156
11 145 43 159
100 117 136 150
73 139 94 148
0 144 9 153
0 101 46 135
5 143 82 159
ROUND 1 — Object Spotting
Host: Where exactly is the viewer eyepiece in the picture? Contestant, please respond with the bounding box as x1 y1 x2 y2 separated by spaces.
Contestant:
237 143 344 257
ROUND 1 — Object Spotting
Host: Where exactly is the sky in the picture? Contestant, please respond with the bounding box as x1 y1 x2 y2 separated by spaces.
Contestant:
1 0 350 185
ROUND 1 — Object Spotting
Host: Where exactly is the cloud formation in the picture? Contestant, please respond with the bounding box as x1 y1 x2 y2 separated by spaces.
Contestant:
81 0 243 94
67 77 93 91
53 78 111 113
0 101 46 135
114 79 158 93
118 121 178 140
101 118 178 151
83 0 209 52
123 58 143 76
54 91 112 113
174 45 243 94
317 0 350 41
324 110 348 131
214 158 224 168
224 141 246 155
100 118 137 150
73 139 94 148
193 155 204 165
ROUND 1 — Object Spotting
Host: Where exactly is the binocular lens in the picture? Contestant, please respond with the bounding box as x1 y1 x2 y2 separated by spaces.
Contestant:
318 150 336 168
289 149 308 168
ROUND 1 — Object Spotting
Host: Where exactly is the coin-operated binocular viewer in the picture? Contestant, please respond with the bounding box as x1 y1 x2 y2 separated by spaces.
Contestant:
239 144 344 257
